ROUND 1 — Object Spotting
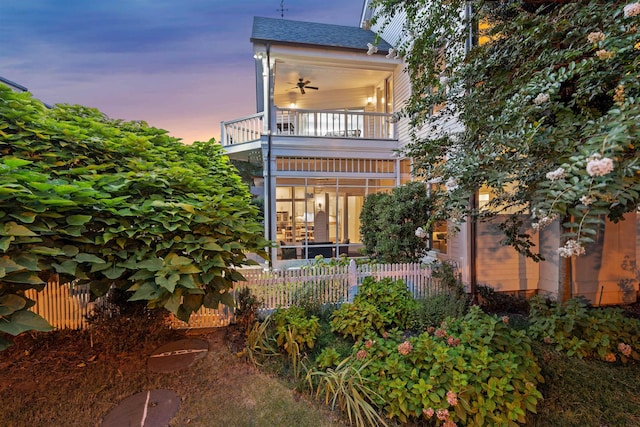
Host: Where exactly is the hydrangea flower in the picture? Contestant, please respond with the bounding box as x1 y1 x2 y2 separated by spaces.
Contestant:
415 227 427 238
618 342 632 357
423 407 435 418
446 391 458 406
398 340 413 355
356 349 367 360
434 328 447 338
624 2 640 17
605 352 617 362
558 239 586 258
586 154 614 177
436 408 450 420
587 31 606 43
502 315 510 325
546 167 566 181
533 93 549 105
596 49 614 60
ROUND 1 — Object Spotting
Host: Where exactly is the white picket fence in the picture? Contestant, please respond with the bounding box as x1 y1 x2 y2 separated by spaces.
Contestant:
26 261 451 330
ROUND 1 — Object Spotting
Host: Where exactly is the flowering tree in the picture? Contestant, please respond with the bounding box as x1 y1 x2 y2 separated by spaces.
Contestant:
371 0 640 265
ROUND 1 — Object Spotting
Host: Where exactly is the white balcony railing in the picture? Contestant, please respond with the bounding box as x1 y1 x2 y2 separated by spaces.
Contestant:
221 108 396 146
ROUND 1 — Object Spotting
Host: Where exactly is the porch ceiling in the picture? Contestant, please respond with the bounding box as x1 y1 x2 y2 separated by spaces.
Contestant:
274 61 391 101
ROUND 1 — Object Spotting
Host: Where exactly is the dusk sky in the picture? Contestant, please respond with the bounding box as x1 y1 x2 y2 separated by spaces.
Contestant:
1 1 365 144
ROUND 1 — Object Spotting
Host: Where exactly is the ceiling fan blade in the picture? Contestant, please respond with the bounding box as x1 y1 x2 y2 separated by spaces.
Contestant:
300 87 305 95
303 80 311 85
306 86 318 90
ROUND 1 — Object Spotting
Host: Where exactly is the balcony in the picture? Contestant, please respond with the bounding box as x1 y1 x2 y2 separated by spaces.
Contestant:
221 108 396 147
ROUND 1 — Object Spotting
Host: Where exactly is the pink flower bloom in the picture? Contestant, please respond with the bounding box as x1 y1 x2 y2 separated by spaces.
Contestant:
446 336 460 347
427 326 435 334
436 408 450 420
365 340 374 348
558 239 586 258
502 316 510 325
382 331 389 339
423 407 435 418
435 328 447 338
605 352 616 362
398 340 413 355
544 336 553 344
596 49 614 60
624 2 640 17
546 167 566 181
446 390 458 406
443 420 457 427
356 349 367 360
618 342 632 357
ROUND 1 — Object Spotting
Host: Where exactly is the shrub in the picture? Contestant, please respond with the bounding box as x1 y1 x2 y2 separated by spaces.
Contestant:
314 347 343 370
353 277 417 330
272 306 320 356
409 293 469 332
476 284 530 316
330 302 385 341
528 296 640 363
353 307 543 426
234 286 262 330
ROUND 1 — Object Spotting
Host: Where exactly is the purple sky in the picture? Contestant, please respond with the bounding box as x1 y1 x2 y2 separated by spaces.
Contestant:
1 1 365 144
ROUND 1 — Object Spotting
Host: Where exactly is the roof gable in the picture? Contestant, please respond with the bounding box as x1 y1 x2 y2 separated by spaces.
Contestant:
251 16 393 54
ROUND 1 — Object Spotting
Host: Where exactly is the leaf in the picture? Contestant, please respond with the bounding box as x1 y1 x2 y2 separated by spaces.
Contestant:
3 271 44 285
3 157 33 168
66 215 92 226
0 294 27 316
136 258 164 271
0 310 53 336
75 253 106 264
128 282 161 301
52 260 78 276
0 236 14 252
1 221 37 236
9 211 37 224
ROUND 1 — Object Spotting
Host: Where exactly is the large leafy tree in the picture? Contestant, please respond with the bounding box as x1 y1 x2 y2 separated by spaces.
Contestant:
0 86 268 350
360 181 432 262
372 0 640 262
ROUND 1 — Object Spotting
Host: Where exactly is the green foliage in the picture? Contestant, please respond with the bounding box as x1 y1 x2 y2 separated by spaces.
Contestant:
408 293 469 332
272 306 320 356
234 286 262 330
0 86 268 347
314 347 343 370
476 284 531 316
373 0 640 258
306 357 389 427
331 302 386 341
354 307 543 426
528 296 640 363
330 277 417 341
360 182 432 263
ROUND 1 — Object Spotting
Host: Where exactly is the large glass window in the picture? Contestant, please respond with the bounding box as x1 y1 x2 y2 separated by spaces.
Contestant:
275 177 389 261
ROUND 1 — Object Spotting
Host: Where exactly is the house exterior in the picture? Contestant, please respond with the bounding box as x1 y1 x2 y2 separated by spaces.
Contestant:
221 4 639 305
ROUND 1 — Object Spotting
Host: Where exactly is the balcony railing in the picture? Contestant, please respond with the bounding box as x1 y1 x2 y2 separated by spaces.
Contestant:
221 108 396 146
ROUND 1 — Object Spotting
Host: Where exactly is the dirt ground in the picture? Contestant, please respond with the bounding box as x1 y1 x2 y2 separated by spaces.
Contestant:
1 324 345 427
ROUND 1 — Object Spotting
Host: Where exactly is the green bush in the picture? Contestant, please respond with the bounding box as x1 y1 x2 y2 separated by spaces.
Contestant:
353 277 417 330
476 284 530 316
409 293 469 332
353 307 543 426
330 302 385 341
272 306 320 356
528 296 640 363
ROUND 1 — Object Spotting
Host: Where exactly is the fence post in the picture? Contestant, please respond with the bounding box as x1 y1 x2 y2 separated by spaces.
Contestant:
347 259 358 302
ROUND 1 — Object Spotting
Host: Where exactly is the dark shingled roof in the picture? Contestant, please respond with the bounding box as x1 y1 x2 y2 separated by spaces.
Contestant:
251 16 393 55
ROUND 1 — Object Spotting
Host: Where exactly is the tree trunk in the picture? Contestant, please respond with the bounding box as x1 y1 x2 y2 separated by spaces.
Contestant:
559 251 572 302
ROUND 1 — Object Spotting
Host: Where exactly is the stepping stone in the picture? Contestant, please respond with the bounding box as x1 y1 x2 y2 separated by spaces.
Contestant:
101 389 180 427
147 338 209 373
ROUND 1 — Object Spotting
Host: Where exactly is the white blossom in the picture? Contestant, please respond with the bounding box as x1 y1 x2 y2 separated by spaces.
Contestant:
366 43 378 55
546 167 566 181
580 195 594 206
445 177 459 192
415 227 427 238
586 154 614 177
624 2 640 17
532 214 557 231
533 93 550 105
558 239 586 258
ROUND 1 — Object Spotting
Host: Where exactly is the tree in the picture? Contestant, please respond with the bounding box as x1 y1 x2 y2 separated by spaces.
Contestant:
372 0 640 261
360 182 432 262
0 86 268 350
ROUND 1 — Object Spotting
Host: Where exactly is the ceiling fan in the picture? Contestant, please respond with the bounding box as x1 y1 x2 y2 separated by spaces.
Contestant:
291 78 318 95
